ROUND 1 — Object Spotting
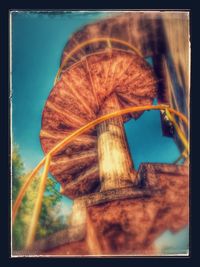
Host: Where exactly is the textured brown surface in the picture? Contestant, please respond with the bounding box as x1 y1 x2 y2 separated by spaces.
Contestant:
60 12 165 68
86 164 189 254
61 11 190 146
40 49 157 198
21 163 188 256
40 11 190 198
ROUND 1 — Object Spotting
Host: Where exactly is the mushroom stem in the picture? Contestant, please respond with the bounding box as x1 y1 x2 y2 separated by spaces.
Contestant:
97 94 136 191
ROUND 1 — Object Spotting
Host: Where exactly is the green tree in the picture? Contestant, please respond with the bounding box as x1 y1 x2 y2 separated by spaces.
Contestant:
12 144 67 251
36 176 66 240
12 144 28 250
12 144 25 202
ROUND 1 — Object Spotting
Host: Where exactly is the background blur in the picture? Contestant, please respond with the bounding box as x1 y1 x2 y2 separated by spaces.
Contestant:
11 11 189 254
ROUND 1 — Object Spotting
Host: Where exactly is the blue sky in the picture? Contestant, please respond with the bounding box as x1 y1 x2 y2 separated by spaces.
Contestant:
11 11 188 254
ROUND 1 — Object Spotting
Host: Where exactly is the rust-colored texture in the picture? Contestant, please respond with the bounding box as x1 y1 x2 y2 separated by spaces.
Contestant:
30 12 190 256
40 50 157 199
60 11 189 146
18 163 188 256
86 164 189 255
61 12 189 106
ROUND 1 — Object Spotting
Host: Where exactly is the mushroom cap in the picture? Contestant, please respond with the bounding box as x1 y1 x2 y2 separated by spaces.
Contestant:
40 48 157 199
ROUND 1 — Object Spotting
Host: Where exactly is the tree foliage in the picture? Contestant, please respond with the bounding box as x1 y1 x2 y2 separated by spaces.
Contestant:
12 144 67 251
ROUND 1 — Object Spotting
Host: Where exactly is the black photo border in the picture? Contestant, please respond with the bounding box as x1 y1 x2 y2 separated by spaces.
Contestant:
0 0 199 267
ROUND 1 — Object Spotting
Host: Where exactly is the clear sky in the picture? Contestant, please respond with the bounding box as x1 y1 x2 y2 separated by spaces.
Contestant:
11 11 188 254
